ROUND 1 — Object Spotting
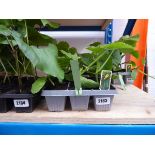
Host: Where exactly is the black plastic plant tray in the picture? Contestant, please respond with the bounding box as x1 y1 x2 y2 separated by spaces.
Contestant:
0 90 40 113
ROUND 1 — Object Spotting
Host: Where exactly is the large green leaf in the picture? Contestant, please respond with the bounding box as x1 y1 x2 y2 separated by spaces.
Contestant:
119 34 140 47
0 20 12 27
80 76 99 89
79 53 94 66
60 50 79 60
68 47 77 54
0 36 17 46
27 26 56 46
97 51 113 72
11 30 64 80
41 19 60 29
32 45 64 80
57 41 69 51
0 25 12 36
58 57 70 71
11 30 39 66
89 42 101 47
112 50 122 65
31 77 47 94
88 42 139 58
70 60 82 94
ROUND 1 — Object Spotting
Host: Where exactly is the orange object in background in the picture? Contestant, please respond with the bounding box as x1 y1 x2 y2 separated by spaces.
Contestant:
130 19 148 89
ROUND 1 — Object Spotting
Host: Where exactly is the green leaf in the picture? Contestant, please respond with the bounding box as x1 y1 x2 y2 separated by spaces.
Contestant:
57 41 69 51
0 25 11 36
79 53 94 66
0 20 12 27
89 42 101 47
11 30 39 66
60 50 79 60
131 51 139 59
32 45 64 80
31 77 47 94
58 57 70 71
41 19 60 29
27 26 56 46
11 30 64 80
70 60 81 94
89 42 133 52
119 34 140 47
131 69 137 80
88 42 139 58
0 37 17 46
112 50 122 65
80 76 99 89
68 47 77 54
129 61 136 67
96 51 114 73
142 58 146 65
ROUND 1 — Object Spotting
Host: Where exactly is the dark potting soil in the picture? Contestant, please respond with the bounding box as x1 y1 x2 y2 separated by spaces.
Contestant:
0 77 39 95
0 76 18 93
112 69 126 73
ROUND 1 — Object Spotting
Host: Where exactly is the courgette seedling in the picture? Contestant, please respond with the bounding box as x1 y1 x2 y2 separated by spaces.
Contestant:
84 34 155 88
77 35 140 89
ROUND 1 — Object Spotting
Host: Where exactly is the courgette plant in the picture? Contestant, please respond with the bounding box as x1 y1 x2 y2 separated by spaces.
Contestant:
81 35 139 78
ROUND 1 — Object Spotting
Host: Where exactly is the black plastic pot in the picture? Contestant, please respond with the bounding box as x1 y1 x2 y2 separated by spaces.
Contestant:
13 94 40 113
0 84 15 113
0 98 13 113
0 90 40 113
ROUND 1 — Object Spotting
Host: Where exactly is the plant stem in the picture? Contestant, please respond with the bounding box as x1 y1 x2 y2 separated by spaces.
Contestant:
48 77 55 86
24 20 29 45
7 37 22 92
15 50 22 92
7 60 18 75
138 69 155 79
95 62 100 82
6 36 16 58
81 51 106 75
96 50 114 73
0 58 10 83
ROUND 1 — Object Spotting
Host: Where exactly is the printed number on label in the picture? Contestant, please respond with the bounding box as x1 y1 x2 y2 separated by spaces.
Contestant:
14 99 29 107
96 97 110 105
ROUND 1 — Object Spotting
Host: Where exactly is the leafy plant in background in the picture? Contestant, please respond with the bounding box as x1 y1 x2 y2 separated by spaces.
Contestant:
0 19 62 92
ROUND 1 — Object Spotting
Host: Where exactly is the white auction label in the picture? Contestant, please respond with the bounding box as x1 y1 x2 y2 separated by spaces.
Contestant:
14 99 29 107
96 97 110 105
126 77 133 84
